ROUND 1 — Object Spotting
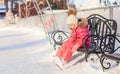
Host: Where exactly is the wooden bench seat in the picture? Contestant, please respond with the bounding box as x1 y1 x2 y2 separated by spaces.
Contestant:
102 53 120 62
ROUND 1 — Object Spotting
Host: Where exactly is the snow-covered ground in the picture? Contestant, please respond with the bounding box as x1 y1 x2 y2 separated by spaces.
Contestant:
0 26 107 74
0 15 120 74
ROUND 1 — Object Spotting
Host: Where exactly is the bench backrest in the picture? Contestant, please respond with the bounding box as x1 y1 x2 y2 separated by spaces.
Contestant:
86 14 117 53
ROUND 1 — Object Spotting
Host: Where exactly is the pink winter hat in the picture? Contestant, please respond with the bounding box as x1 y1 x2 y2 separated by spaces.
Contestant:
66 14 78 25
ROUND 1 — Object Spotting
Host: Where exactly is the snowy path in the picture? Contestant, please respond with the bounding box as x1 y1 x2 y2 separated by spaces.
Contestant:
0 26 119 74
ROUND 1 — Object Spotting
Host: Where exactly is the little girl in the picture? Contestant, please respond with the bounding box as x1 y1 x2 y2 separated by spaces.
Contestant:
53 14 91 69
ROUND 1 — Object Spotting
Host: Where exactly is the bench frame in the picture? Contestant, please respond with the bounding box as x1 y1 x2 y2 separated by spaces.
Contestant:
51 14 118 69
100 35 120 70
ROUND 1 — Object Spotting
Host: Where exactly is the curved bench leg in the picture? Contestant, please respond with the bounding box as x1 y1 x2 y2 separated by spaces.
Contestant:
85 51 101 62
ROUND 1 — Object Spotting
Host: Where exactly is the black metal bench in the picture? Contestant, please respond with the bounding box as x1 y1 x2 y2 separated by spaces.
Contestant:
51 14 117 62
100 34 120 70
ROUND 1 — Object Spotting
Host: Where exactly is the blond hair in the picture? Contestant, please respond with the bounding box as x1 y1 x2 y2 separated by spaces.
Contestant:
67 8 77 16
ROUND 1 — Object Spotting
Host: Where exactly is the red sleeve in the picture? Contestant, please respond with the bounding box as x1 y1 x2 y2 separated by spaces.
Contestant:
76 26 90 47
68 29 76 43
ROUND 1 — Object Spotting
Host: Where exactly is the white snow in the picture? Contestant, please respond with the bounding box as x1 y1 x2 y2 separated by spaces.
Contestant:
0 14 120 74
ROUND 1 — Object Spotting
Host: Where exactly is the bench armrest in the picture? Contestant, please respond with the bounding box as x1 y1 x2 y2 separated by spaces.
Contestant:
51 30 69 50
82 35 99 51
51 30 69 45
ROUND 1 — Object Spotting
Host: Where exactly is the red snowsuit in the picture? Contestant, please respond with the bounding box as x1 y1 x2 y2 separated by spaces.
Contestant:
56 25 91 63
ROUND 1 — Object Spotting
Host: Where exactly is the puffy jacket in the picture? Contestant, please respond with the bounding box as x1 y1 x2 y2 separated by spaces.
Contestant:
68 25 91 47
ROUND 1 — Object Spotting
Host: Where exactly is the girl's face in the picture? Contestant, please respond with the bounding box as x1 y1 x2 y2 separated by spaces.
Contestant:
69 23 77 29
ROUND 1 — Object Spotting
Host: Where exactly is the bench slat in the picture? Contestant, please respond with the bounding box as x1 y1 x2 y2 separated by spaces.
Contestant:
103 53 120 61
